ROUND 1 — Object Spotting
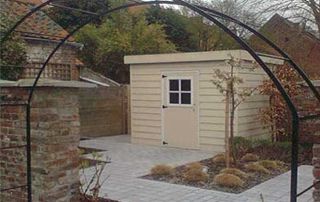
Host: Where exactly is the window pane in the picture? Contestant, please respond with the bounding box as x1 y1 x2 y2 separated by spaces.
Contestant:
169 93 179 104
181 93 191 104
181 79 191 91
169 80 179 91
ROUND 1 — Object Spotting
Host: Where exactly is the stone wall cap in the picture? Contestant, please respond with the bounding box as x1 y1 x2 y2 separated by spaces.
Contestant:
0 79 98 88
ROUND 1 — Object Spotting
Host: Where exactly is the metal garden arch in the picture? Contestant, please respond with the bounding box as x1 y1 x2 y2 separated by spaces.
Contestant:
1 1 320 202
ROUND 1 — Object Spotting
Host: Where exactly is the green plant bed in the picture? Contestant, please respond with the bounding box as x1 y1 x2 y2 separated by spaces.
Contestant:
142 158 289 194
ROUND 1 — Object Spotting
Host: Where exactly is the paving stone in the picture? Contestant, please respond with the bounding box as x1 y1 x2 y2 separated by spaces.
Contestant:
80 135 313 202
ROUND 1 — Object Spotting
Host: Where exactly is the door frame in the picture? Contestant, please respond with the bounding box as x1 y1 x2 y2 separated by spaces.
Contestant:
160 70 200 149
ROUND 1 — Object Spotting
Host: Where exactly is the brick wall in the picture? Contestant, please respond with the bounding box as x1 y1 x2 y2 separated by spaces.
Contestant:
249 14 320 79
79 85 130 138
0 86 80 201
295 85 320 142
295 84 320 202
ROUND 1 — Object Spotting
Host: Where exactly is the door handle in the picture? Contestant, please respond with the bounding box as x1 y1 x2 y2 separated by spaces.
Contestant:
163 141 168 145
162 105 168 109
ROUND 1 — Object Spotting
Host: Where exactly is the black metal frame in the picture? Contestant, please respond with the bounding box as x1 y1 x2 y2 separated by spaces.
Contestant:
1 1 320 202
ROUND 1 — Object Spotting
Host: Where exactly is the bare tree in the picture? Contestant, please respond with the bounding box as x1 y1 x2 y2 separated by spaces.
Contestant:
212 55 257 167
184 0 265 38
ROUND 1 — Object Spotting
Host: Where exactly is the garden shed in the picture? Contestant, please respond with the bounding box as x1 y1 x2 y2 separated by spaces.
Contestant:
125 50 283 152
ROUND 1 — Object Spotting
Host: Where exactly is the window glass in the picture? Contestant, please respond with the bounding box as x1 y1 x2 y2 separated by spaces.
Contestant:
169 93 179 104
181 79 191 91
181 93 191 104
169 80 179 91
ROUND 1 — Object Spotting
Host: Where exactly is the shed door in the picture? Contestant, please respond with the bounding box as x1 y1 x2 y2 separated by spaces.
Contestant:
162 72 199 149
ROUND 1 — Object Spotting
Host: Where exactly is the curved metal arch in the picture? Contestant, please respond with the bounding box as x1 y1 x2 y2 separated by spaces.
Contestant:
198 6 320 103
178 3 299 201
2 0 319 103
2 1 318 202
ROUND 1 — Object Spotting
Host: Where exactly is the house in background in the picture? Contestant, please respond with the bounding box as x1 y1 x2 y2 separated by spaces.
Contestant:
125 50 283 152
1 0 130 138
1 0 82 81
249 14 320 79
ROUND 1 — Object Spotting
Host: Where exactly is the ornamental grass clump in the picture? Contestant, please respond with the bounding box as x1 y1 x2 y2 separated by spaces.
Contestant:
258 160 280 170
212 153 234 164
212 153 226 164
241 153 259 162
187 162 203 171
220 168 248 179
183 162 208 183
245 162 270 174
150 164 174 176
213 173 244 188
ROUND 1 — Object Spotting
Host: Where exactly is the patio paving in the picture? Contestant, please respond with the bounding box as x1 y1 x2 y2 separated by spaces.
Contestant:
80 135 314 202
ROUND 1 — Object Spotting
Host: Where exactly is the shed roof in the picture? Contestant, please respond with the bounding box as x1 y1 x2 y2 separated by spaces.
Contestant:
124 50 284 65
0 0 73 41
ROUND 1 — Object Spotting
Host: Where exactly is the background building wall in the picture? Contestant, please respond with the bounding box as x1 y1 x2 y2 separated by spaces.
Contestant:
79 85 130 138
22 40 80 81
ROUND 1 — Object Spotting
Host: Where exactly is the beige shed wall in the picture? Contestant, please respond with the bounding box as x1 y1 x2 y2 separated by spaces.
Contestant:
236 61 271 138
130 61 232 152
127 50 281 152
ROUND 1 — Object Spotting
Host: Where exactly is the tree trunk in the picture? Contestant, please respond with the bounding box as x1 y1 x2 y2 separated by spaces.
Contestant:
230 79 237 166
225 83 231 168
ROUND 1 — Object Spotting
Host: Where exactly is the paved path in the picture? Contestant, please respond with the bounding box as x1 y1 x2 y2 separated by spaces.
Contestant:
80 135 313 202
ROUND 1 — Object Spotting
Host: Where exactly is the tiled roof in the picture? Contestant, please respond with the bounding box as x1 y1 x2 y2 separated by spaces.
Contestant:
0 0 73 41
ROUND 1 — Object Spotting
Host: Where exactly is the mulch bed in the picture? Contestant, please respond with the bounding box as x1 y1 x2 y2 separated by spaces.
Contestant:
236 143 313 165
143 159 289 194
142 141 313 194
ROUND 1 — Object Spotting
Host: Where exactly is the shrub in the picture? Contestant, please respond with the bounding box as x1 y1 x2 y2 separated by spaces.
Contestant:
212 153 226 164
212 153 234 164
275 160 286 167
220 168 248 179
241 153 259 162
184 168 208 183
245 163 270 174
251 138 272 148
150 164 174 176
233 136 253 155
214 173 244 188
186 162 203 171
258 160 279 170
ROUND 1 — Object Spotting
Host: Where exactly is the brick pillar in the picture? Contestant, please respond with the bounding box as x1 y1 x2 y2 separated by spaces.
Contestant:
294 84 320 202
1 86 81 202
313 144 320 202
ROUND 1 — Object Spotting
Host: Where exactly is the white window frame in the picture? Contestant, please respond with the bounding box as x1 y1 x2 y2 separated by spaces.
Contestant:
167 76 193 107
